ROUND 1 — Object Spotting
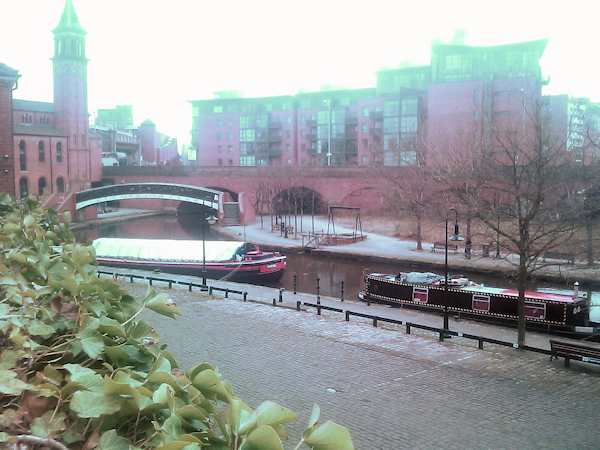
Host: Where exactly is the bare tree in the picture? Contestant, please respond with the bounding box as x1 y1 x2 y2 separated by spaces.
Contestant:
435 89 582 346
369 132 442 250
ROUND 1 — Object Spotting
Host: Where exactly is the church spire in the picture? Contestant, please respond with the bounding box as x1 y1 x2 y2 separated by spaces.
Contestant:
53 0 86 35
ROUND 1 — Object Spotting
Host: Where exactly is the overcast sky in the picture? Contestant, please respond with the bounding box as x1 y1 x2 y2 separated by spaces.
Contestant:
2 0 600 147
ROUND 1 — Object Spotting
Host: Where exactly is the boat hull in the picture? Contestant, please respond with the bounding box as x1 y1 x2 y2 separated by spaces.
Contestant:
96 256 286 282
362 273 593 336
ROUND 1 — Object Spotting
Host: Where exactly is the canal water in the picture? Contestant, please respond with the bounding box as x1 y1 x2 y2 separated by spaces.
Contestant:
75 212 600 324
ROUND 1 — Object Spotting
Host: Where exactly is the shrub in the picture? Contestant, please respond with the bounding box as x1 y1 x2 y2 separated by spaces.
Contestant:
0 195 353 450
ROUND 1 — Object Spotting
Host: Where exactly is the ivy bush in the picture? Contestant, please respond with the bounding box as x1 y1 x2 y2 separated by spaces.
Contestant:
0 195 353 450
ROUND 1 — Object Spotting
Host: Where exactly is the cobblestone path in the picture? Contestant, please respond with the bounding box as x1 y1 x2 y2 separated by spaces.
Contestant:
131 283 600 450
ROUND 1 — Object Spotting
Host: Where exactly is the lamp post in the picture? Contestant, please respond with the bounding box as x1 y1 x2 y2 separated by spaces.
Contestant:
325 99 332 166
444 207 461 331
202 212 218 285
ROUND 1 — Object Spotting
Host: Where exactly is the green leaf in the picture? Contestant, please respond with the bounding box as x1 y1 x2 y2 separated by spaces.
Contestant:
103 375 134 396
64 364 103 393
253 401 298 429
307 403 320 429
239 425 283 450
162 414 184 441
154 442 199 450
70 391 126 418
30 411 67 439
27 320 56 337
303 421 354 450
0 369 31 395
98 317 127 338
62 210 71 230
98 430 131 450
145 292 181 318
191 369 229 400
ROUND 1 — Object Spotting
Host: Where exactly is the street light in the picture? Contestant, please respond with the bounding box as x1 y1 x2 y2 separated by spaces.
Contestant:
324 99 332 166
202 212 218 285
444 207 462 332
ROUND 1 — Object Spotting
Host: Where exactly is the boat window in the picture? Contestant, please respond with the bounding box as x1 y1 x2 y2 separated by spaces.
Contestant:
413 287 428 303
525 301 546 320
472 294 490 312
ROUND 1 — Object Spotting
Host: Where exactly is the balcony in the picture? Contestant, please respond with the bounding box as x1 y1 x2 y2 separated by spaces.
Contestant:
256 148 281 157
345 116 358 125
257 135 282 143
345 131 358 140
268 122 281 129
306 119 318 126
369 111 383 120
369 128 383 136
306 134 318 141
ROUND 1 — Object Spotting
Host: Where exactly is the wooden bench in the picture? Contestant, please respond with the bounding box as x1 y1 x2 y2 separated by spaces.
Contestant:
431 242 458 253
272 223 293 237
550 339 600 368
543 251 575 264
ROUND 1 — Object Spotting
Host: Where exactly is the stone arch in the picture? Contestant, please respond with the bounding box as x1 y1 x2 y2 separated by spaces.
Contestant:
273 187 327 215
56 177 65 193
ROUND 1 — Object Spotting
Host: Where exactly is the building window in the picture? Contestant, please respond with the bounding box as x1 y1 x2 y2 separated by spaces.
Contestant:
340 98 350 106
240 156 255 166
217 119 222 127
228 145 233 154
301 143 306 152
283 102 292 110
362 123 368 133
401 99 418 115
19 140 26 171
384 100 399 116
300 100 310 108
474 90 480 105
400 116 418 133
362 139 368 148
286 130 291 138
227 132 233 140
301 115 306 124
287 158 292 165
56 142 62 163
227 119 233 126
239 129 255 142
213 106 223 113
375 105 381 112
265 103 272 111
285 116 291 125
218 158 223 166
474 110 479 123
38 141 45 163
56 177 65 193
301 130 306 138
286 144 291 152
228 159 233 166
217 145 223 153
38 177 47 196
81 135 85 146
19 177 28 198
217 133 222 141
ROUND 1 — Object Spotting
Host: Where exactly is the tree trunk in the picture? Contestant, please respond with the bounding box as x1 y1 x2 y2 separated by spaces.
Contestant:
586 218 595 267
416 212 423 250
517 253 527 348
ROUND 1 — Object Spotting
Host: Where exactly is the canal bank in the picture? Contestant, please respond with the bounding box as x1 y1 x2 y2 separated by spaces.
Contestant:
216 216 600 287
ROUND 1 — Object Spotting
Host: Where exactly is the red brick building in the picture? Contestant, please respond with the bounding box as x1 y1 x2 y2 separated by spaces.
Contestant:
0 0 101 199
190 38 552 168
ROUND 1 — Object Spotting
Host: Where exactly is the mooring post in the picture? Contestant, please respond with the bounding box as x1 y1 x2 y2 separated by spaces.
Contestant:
129 275 133 283
296 301 301 311
209 287 213 296
293 272 297 294
168 280 172 289
406 323 411 334
272 298 276 306
188 283 192 292
341 278 345 302
373 318 378 327
149 278 152 286
225 289 229 298
279 288 284 303
317 305 321 315
243 292 247 302
345 310 350 321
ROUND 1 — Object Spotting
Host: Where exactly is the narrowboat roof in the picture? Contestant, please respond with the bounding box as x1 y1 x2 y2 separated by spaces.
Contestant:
461 286 581 303
92 238 247 262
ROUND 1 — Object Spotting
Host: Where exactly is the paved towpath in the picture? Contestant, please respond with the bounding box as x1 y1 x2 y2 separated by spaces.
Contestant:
116 278 600 450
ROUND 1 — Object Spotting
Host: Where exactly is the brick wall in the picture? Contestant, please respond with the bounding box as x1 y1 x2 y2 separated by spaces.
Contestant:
0 79 16 196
